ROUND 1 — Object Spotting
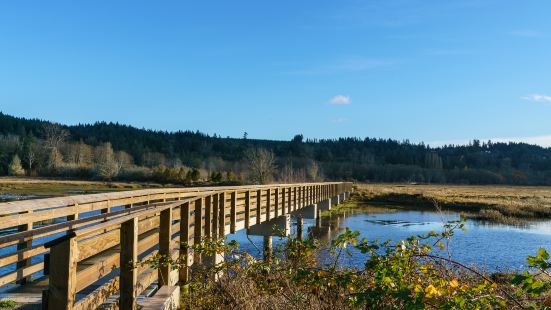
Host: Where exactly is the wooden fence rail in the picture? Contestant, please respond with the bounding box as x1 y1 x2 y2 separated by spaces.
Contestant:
0 182 352 309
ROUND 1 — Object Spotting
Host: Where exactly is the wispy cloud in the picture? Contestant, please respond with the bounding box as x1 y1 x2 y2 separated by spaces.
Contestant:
331 117 347 123
424 48 475 56
522 94 551 104
329 95 351 105
510 30 544 38
285 57 393 75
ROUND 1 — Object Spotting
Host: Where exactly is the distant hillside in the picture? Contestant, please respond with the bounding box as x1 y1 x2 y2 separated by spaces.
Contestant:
1 111 550 185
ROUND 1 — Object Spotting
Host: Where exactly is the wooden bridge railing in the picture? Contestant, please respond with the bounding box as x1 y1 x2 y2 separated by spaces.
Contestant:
41 182 351 309
0 182 352 307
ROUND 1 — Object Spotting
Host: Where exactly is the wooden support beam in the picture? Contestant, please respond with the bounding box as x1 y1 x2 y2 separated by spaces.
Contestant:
179 202 190 284
244 190 251 229
281 188 286 216
194 197 204 262
212 194 219 238
263 236 272 262
274 188 279 217
218 193 226 237
120 217 139 310
159 207 172 286
230 191 237 233
256 190 262 225
297 216 304 241
266 189 271 221
47 237 78 310
16 210 32 285
204 195 212 237
287 187 292 214
293 187 297 211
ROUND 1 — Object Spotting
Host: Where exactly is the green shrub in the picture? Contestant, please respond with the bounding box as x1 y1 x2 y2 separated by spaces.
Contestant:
139 221 551 309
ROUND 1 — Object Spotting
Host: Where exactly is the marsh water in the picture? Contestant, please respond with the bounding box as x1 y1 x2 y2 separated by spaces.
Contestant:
2 197 551 290
227 203 551 272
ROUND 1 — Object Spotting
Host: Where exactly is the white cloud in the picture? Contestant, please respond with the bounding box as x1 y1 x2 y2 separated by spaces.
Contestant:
522 94 551 104
284 57 393 75
331 117 347 123
424 48 474 56
329 95 351 105
510 30 543 38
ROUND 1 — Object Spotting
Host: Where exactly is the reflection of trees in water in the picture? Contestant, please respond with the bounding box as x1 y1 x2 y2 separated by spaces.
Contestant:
307 210 350 241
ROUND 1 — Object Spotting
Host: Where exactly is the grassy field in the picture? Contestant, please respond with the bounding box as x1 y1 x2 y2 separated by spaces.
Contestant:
0 177 161 198
355 183 551 224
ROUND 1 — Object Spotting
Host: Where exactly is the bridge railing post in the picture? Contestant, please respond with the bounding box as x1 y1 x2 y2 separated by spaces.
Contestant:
159 206 173 286
120 217 139 310
179 201 191 284
194 197 204 263
230 191 237 233
46 236 78 310
256 190 262 225
244 190 251 229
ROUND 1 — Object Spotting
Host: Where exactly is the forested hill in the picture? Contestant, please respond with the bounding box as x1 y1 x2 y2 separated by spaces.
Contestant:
1 111 551 185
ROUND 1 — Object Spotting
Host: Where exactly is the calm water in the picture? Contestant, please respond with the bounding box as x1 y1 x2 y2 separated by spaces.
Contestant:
227 204 551 272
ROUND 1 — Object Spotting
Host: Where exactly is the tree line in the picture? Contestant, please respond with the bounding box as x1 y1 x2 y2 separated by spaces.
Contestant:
1 112 551 185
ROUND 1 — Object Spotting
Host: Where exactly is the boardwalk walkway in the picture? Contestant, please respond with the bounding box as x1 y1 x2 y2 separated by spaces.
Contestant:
0 182 352 309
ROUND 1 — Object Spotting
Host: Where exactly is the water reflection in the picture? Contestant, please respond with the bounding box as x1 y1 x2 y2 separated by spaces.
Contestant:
227 203 551 272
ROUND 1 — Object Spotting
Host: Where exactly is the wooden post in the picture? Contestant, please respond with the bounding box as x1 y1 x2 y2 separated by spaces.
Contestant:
281 188 286 216
212 194 219 238
256 190 262 225
205 195 212 237
244 190 251 229
297 216 304 241
179 202 191 284
266 188 271 221
263 236 272 262
120 217 139 310
316 208 322 228
302 186 306 207
287 187 292 214
100 201 109 223
274 188 279 217
230 191 237 233
47 237 78 310
159 207 172 286
293 187 297 211
194 197 204 262
16 210 33 285
218 193 226 237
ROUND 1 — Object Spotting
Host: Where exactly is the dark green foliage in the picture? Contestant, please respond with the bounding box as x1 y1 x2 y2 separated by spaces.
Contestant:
2 112 551 184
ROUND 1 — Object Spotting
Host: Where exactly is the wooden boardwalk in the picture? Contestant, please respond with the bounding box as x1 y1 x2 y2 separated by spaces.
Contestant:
0 182 352 309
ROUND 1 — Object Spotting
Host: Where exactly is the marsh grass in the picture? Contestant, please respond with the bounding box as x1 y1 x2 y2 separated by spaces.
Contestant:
356 183 551 224
0 177 156 197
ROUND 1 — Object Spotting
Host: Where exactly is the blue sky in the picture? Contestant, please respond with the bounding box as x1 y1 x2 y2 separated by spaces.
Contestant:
1 1 550 146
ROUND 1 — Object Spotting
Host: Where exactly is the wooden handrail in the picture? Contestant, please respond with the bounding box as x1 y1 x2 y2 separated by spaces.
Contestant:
0 182 353 309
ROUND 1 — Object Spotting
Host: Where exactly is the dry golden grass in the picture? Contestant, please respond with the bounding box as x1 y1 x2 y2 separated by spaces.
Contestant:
0 177 157 197
355 183 551 223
